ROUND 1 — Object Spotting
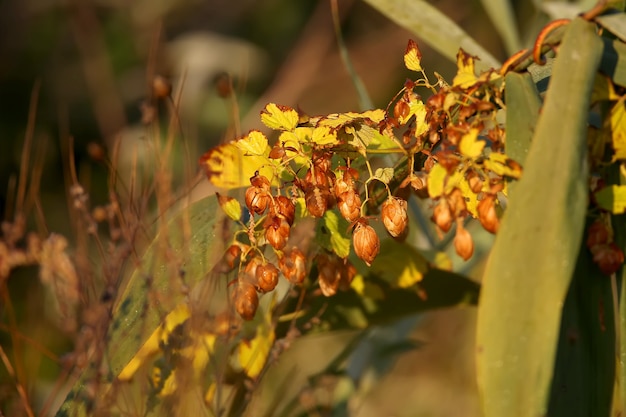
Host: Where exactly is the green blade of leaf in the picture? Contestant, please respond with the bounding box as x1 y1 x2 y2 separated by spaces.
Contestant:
479 0 522 55
476 18 603 417
56 196 226 416
504 72 541 166
363 0 501 69
597 12 626 43
547 231 616 417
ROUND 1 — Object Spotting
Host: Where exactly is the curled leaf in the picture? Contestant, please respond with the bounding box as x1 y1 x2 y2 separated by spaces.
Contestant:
261 103 299 131
404 39 423 72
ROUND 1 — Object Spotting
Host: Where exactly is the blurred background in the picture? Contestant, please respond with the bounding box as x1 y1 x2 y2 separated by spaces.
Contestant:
0 0 569 415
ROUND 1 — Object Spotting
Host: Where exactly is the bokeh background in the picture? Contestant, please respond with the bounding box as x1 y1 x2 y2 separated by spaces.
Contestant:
0 0 571 415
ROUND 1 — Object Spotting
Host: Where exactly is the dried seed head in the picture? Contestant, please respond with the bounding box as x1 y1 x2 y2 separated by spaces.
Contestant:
264 215 291 250
220 244 242 272
381 197 408 238
467 171 483 194
592 243 625 275
432 199 453 233
477 194 500 233
245 186 271 215
250 173 271 190
273 196 296 226
316 253 341 296
233 281 258 320
244 256 262 283
454 220 474 261
447 188 467 217
152 75 172 99
256 262 280 293
586 221 610 249
337 190 362 223
338 260 357 291
353 219 380 266
305 186 329 218
279 248 307 284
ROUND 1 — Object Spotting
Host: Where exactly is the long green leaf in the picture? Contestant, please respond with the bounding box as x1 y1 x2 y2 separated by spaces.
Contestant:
362 0 501 69
56 196 226 416
476 18 603 417
547 233 616 417
504 72 542 165
480 0 522 55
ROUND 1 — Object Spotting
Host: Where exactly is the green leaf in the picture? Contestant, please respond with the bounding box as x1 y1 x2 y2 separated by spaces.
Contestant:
316 210 351 258
476 18 604 417
547 232 616 417
596 185 626 214
363 0 500 70
600 38 626 88
504 72 541 166
597 12 626 43
56 196 226 416
479 0 521 55
373 167 394 184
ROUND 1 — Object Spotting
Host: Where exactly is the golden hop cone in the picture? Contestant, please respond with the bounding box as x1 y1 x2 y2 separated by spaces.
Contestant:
352 219 380 266
233 281 258 320
381 197 408 237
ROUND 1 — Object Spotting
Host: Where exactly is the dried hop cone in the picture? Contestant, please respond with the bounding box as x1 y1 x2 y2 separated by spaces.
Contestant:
274 195 296 226
586 221 610 249
337 190 362 223
233 281 258 320
256 262 280 293
381 197 408 237
432 199 453 233
305 186 329 218
454 220 474 261
477 194 500 234
220 244 242 272
353 219 380 266
245 186 271 215
264 215 291 250
592 242 625 275
279 248 307 284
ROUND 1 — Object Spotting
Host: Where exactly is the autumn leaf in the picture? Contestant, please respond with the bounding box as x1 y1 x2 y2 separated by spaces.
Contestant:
452 49 478 88
595 185 626 214
611 101 626 161
216 193 242 221
200 130 278 189
459 129 486 158
404 39 423 72
370 239 429 288
261 103 299 131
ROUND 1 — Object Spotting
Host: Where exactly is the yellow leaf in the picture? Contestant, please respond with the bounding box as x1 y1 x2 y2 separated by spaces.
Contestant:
374 167 394 184
311 125 339 145
398 95 427 129
611 102 626 161
403 39 423 72
591 74 619 104
317 109 385 129
595 185 626 214
483 152 523 178
459 178 479 217
452 49 478 88
459 129 485 158
260 103 299 131
428 164 447 198
350 274 385 300
370 240 428 288
118 303 191 381
217 193 242 221
238 306 275 379
200 131 277 189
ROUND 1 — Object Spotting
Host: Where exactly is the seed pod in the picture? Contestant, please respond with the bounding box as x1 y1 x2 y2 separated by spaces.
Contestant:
467 171 483 194
447 188 467 217
337 190 362 223
592 242 625 275
477 194 500 233
233 281 258 320
152 75 172 99
316 253 341 296
381 197 408 237
274 196 296 226
256 262 279 293
245 186 271 215
250 173 271 190
244 256 262 283
305 186 329 218
279 248 307 284
353 219 380 266
454 220 474 261
220 244 242 272
264 215 291 250
432 199 453 233
586 221 609 249
338 260 357 291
